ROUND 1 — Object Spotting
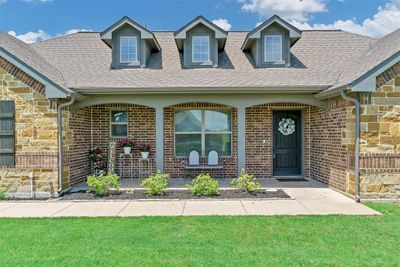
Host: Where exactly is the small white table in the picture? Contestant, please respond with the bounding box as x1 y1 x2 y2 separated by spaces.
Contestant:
118 153 134 179
138 158 154 179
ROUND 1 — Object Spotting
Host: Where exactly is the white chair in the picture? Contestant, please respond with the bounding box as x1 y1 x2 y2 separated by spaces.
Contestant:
207 150 219 166
188 150 200 166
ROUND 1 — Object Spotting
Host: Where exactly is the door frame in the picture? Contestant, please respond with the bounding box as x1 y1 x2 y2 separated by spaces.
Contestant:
271 108 304 177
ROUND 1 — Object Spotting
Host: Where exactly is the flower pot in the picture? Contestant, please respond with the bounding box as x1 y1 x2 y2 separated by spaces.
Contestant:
141 151 149 160
123 146 132 155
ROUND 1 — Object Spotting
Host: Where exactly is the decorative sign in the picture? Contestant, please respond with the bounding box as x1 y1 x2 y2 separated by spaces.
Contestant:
107 141 117 174
278 118 296 136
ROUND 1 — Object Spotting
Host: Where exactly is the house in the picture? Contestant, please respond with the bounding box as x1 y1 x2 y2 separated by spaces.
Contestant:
0 15 399 200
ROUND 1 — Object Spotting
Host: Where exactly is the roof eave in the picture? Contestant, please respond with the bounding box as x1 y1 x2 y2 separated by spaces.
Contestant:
0 48 71 99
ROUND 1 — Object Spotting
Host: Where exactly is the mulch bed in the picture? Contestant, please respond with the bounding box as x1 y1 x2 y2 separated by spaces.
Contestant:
60 189 290 200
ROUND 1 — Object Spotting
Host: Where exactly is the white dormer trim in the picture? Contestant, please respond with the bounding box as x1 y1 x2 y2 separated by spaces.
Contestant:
100 16 160 51
174 16 227 40
242 15 302 51
174 15 227 51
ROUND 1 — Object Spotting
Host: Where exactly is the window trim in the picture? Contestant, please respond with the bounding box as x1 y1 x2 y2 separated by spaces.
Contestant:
191 35 211 63
174 108 232 158
119 35 138 63
264 34 283 63
110 110 128 138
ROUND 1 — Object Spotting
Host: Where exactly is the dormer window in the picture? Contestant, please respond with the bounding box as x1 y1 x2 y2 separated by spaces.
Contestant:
264 35 282 62
192 35 210 63
174 16 227 68
100 16 160 69
242 15 302 68
120 36 138 63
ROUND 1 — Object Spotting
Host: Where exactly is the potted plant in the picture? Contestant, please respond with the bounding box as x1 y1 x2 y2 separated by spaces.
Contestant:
138 143 150 159
118 138 135 155
88 146 107 174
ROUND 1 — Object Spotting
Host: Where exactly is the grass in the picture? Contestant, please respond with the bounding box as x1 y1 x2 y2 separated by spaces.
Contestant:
0 203 399 266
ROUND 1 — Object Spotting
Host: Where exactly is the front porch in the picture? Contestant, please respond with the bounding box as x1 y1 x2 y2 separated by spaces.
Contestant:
64 93 353 195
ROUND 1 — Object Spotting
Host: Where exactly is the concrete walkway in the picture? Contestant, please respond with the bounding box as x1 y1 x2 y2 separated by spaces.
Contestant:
0 183 380 217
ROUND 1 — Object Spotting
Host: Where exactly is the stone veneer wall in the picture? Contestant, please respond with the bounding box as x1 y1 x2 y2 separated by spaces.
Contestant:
358 62 400 199
164 103 238 178
0 56 59 197
245 103 312 179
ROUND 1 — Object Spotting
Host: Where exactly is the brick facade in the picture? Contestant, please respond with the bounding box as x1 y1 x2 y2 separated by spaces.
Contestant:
309 99 352 192
245 103 312 179
67 104 156 184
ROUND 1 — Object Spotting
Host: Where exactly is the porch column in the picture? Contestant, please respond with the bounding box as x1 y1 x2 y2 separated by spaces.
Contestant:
155 106 164 172
237 106 246 176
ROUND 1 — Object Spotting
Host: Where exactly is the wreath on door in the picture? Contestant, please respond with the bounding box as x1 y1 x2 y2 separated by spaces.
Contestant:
278 118 295 136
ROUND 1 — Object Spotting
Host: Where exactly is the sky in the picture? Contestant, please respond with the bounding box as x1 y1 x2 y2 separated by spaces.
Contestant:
1 0 400 43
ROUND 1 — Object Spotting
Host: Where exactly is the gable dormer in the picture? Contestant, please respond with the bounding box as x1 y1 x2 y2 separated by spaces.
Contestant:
174 16 227 68
242 15 302 68
101 16 160 69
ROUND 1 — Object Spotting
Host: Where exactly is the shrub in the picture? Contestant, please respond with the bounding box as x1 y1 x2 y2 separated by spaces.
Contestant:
140 171 169 196
87 172 120 196
0 187 6 200
230 169 261 193
187 174 219 196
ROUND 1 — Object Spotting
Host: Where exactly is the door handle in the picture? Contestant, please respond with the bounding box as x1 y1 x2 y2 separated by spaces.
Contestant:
272 153 276 159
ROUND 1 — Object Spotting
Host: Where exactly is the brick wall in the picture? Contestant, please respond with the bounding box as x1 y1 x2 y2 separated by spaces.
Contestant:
67 107 91 186
164 102 237 178
309 98 352 192
67 104 156 184
245 103 311 179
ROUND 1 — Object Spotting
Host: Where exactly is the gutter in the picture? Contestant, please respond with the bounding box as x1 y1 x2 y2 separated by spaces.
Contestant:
340 91 361 202
57 97 75 194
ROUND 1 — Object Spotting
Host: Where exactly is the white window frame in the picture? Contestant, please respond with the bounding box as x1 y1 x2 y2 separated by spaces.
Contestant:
264 35 283 62
110 110 128 138
192 35 210 63
174 109 232 157
120 36 138 63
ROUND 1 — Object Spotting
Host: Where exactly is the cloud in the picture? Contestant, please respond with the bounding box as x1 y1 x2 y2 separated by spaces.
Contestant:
7 28 92 43
241 0 326 22
7 30 51 43
290 0 400 38
212 18 232 31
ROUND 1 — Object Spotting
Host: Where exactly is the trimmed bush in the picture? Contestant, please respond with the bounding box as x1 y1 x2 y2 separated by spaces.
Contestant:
230 169 261 193
140 171 169 196
0 187 5 200
87 172 120 196
187 174 219 196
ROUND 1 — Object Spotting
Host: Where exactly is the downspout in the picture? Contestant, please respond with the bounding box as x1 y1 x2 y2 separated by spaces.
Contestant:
340 91 360 202
57 97 75 194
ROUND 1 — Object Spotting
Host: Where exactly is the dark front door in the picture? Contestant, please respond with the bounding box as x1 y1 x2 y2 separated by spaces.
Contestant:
273 110 302 176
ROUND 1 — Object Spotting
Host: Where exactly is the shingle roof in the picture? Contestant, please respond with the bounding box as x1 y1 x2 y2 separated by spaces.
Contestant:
30 30 374 93
0 31 72 93
328 28 400 91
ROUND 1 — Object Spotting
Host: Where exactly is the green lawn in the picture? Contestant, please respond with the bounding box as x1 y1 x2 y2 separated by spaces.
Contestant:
0 203 399 266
